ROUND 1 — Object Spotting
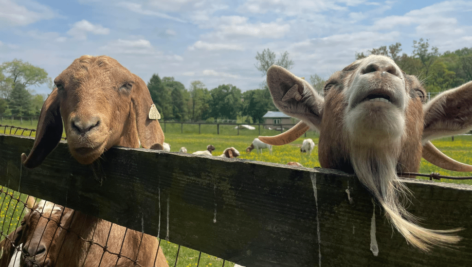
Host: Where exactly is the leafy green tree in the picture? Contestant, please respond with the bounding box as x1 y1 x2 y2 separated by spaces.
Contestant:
1 59 48 87
147 74 172 120
255 48 294 76
30 94 45 116
242 88 276 123
309 74 326 94
189 80 206 121
0 98 7 114
413 38 439 79
8 83 32 116
209 84 242 121
171 86 186 121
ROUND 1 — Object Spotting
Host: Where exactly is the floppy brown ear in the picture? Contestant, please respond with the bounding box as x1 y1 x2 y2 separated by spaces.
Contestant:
131 74 165 149
21 89 63 168
225 149 233 158
423 81 472 141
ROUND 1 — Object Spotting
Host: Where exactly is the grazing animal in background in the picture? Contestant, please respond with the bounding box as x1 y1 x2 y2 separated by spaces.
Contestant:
163 142 171 152
246 138 272 154
218 147 240 158
259 55 472 251
287 162 303 167
300 139 315 155
179 147 187 153
193 145 216 156
14 55 168 266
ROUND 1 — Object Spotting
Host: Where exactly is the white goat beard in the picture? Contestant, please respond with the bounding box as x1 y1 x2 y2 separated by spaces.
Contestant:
345 105 405 146
348 138 460 251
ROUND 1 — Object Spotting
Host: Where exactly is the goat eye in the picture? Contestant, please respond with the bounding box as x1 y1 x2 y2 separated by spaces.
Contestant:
120 82 133 91
56 83 64 90
324 82 335 91
415 89 425 101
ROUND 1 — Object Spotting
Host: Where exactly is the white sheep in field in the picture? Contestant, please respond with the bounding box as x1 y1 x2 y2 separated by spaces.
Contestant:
179 147 187 153
192 145 216 156
246 138 272 154
300 138 315 155
163 142 171 152
218 147 240 158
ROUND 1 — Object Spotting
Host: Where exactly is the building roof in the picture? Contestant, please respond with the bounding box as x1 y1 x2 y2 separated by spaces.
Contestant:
262 111 291 118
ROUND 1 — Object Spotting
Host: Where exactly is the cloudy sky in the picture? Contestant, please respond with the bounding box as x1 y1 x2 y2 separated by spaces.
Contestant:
1 0 472 95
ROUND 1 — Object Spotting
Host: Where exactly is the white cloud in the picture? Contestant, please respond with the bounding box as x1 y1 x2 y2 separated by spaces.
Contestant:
117 2 186 23
238 0 369 15
67 20 110 40
189 41 244 51
0 0 55 27
203 69 239 78
183 71 195 76
199 16 290 41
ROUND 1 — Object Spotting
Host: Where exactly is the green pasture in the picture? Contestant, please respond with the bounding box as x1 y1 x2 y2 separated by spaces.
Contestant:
1 125 472 266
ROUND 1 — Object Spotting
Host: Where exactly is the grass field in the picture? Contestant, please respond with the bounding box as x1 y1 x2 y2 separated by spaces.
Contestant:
2 123 472 266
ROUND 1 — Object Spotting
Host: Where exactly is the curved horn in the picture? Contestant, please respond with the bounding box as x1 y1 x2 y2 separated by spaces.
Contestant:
259 121 310 146
422 141 472 172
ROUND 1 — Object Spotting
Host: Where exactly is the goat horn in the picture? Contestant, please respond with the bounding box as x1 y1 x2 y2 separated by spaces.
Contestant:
259 121 310 146
422 141 472 172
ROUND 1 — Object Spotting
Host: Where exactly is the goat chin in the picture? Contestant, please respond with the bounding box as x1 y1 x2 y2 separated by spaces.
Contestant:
349 138 461 251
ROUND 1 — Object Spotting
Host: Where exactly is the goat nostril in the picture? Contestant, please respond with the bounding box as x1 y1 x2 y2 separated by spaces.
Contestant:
71 117 100 135
35 245 46 255
386 66 398 76
361 63 379 74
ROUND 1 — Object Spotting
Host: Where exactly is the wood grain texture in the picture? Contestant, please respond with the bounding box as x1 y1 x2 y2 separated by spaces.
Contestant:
1 134 472 266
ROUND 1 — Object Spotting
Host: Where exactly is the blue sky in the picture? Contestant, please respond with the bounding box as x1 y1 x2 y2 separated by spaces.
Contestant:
1 0 472 95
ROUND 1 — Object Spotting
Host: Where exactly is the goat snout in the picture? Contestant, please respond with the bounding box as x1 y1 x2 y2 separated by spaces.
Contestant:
71 116 101 135
361 61 399 78
23 244 46 257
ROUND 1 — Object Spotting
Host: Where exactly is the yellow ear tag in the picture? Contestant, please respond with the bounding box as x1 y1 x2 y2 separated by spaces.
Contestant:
149 104 161 120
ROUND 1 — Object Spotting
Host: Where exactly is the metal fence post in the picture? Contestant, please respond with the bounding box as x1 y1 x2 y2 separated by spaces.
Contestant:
280 124 283 133
217 124 220 135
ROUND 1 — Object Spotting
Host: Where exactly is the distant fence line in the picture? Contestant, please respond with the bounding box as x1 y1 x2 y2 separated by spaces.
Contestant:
0 116 318 138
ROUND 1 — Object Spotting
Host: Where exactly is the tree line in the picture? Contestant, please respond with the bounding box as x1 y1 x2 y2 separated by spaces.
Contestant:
1 40 471 121
0 59 49 117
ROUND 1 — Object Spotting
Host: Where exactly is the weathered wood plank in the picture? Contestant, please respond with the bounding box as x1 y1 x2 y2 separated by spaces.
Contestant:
1 134 472 266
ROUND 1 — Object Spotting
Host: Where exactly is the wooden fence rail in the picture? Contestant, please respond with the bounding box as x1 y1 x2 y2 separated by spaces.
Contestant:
1 134 472 266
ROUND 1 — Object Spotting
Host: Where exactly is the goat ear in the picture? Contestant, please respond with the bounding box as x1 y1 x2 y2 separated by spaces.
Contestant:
21 89 63 168
266 65 324 131
131 74 165 149
423 81 472 141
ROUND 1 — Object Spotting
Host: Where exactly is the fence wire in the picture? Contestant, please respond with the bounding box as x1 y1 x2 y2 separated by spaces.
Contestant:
0 186 235 267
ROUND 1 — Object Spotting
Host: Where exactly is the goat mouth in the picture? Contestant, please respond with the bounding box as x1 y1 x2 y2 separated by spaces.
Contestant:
75 147 97 155
361 89 394 104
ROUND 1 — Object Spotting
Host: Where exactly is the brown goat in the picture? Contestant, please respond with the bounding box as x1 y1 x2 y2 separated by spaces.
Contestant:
9 200 167 267
21 55 164 167
7 55 168 266
259 55 472 251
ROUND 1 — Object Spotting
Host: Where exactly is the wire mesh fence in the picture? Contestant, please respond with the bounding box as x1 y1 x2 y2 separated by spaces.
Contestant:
0 185 237 267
